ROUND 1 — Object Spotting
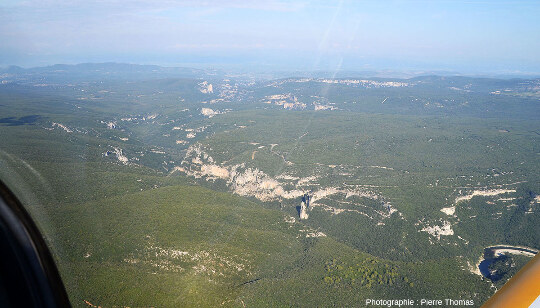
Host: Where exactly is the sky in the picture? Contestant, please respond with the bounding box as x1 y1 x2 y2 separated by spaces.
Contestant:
1 0 540 75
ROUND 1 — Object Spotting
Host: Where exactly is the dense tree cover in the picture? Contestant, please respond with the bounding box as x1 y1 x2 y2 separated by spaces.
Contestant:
323 257 408 287
487 254 532 289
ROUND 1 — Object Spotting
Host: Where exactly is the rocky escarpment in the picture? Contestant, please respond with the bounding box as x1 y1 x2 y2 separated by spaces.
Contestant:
174 143 400 221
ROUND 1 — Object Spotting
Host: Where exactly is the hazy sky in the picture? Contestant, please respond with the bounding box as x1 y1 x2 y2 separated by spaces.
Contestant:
1 0 540 74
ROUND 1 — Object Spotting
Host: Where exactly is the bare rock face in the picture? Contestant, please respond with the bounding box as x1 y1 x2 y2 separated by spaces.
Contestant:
299 200 309 220
198 81 213 94
201 108 220 118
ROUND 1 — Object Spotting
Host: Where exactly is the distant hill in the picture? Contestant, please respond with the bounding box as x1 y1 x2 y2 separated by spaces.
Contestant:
0 62 223 83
